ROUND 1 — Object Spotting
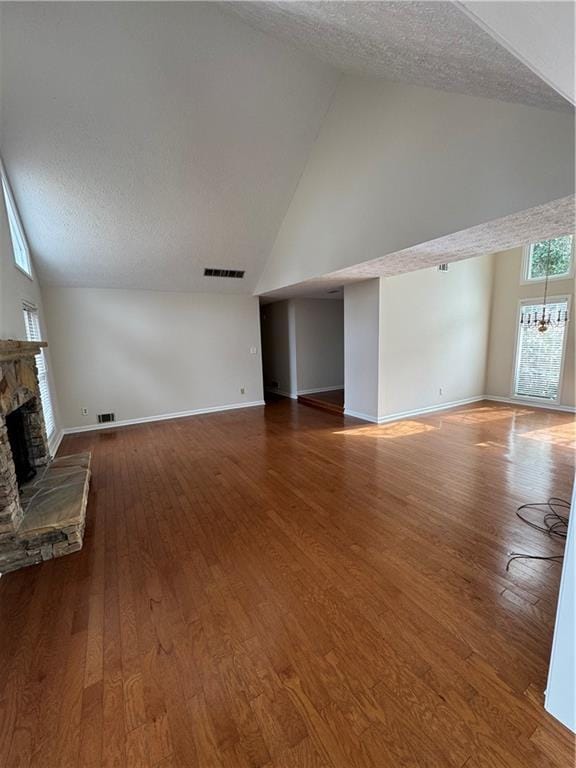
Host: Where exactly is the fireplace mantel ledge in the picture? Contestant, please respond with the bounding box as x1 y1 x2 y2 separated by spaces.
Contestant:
0 339 47 362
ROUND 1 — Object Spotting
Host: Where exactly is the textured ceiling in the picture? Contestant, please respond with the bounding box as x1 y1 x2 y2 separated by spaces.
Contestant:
1 2 572 296
0 3 337 292
227 1 570 111
259 195 576 301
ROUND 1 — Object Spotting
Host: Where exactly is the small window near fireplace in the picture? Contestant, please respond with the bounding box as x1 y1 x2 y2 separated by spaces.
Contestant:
22 304 56 438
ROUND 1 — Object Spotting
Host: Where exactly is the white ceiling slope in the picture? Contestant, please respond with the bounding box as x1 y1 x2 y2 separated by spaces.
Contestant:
260 195 576 301
0 3 337 292
1 2 573 295
460 1 575 106
227 1 571 111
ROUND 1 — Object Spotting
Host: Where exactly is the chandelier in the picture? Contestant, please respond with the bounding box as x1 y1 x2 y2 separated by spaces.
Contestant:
520 240 570 333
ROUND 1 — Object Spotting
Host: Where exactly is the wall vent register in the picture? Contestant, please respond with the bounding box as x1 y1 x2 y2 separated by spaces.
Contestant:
97 413 115 424
204 268 245 279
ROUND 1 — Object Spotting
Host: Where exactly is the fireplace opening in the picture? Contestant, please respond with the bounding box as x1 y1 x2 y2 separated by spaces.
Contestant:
6 405 37 486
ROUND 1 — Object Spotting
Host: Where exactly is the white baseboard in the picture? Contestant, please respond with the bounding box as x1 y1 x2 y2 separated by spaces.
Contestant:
376 396 485 424
484 395 576 414
344 396 485 425
344 394 576 425
265 388 297 400
297 385 344 396
343 408 380 423
62 400 266 435
266 386 344 399
48 428 64 457
59 394 574 436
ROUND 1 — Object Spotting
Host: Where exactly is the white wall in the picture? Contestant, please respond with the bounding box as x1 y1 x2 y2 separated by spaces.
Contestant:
486 247 575 409
379 254 494 416
343 257 494 423
0 1 45 343
0 115 61 441
344 280 382 421
42 287 264 430
545 475 576 732
0 187 46 341
293 299 343 393
257 77 574 295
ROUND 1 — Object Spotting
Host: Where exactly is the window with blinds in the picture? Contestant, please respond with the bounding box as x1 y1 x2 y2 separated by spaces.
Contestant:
514 299 569 401
22 305 56 438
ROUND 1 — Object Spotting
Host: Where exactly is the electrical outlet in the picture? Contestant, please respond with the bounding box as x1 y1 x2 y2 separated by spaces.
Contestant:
81 407 88 416
240 387 245 395
249 346 257 355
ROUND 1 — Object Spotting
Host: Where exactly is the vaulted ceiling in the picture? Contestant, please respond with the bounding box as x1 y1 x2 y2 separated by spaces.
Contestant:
0 2 572 294
0 3 337 292
229 1 570 111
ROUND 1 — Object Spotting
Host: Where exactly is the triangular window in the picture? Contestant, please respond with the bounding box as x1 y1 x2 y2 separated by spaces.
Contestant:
1 159 32 278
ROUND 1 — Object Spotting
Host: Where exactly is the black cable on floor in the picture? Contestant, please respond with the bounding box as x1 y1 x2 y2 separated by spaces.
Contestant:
506 496 571 571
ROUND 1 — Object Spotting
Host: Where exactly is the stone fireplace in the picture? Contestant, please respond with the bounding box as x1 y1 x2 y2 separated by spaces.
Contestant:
0 340 91 574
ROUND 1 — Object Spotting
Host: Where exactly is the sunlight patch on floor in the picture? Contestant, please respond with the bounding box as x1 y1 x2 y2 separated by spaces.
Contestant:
444 406 531 425
334 420 437 439
474 440 504 449
520 421 576 450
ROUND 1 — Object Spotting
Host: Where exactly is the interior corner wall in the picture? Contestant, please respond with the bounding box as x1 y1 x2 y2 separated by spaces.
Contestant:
344 280 382 421
379 254 495 417
0 162 62 441
43 287 264 430
486 247 575 408
293 298 344 393
256 77 574 296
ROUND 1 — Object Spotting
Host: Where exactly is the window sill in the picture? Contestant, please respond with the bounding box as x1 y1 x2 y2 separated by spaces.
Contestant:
520 273 573 286
14 262 34 281
511 394 561 406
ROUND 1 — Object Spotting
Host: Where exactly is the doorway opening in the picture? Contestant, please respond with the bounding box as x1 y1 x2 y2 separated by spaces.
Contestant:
260 294 344 414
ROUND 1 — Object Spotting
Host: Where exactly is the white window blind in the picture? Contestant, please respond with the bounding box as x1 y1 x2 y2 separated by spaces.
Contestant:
22 306 56 438
1 163 32 277
514 299 568 401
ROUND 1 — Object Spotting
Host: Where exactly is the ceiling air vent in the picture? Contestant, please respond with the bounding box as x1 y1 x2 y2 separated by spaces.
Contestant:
438 264 449 272
204 268 245 279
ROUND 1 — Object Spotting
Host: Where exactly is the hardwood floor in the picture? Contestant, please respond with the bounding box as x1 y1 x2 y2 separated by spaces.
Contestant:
0 399 574 767
298 390 345 415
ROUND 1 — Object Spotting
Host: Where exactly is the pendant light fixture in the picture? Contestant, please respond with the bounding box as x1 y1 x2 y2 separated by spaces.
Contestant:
521 240 570 333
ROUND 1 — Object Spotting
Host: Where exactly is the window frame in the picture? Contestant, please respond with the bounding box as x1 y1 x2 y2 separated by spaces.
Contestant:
511 294 571 405
0 157 33 279
22 303 56 439
521 236 575 285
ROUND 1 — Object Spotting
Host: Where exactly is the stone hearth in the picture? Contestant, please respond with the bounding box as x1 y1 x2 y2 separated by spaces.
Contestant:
0 340 91 574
